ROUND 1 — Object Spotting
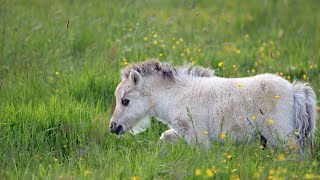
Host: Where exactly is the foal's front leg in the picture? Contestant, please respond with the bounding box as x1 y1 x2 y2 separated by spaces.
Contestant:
160 129 180 143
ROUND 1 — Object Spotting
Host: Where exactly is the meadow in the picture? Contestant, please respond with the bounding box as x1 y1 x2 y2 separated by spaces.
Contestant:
0 0 320 179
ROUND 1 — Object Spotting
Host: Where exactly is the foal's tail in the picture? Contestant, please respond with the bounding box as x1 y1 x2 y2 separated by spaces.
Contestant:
293 81 317 146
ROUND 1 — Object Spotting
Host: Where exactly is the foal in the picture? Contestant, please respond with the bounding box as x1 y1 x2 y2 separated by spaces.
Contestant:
110 59 317 150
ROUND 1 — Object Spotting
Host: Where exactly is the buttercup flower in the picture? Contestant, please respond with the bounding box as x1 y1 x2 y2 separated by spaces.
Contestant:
195 169 201 176
237 84 243 88
206 169 214 177
268 119 275 125
221 132 226 139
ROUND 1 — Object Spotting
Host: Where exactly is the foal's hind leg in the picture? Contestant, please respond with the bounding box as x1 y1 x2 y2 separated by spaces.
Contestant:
160 129 180 143
261 128 301 153
260 135 267 150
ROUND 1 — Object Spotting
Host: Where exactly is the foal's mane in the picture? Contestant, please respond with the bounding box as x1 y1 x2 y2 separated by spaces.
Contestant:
121 59 215 80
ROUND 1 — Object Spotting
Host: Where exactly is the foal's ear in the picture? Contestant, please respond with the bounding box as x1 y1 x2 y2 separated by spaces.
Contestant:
129 69 142 85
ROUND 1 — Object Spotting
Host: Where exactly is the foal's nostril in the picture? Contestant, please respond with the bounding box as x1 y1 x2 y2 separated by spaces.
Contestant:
110 123 124 135
110 122 116 130
115 125 123 135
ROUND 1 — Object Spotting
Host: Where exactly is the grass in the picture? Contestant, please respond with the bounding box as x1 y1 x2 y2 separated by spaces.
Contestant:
0 0 320 179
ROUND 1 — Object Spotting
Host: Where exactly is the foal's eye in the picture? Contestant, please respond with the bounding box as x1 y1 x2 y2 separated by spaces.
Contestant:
121 98 130 106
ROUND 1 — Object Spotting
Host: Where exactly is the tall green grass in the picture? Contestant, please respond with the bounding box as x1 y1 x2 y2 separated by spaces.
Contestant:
0 0 319 179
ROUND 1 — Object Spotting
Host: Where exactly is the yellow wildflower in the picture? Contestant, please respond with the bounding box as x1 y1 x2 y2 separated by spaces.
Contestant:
55 72 60 76
84 169 92 175
237 84 243 88
172 45 176 49
259 47 264 52
221 132 226 139
294 131 299 135
179 38 184 42
180 53 184 57
252 116 256 120
233 64 236 68
259 47 264 53
303 74 307 80
131 176 139 180
275 95 280 100
160 44 165 48
239 116 244 119
206 169 214 177
195 169 201 176
153 33 157 38
185 48 190 54
268 119 274 125
204 131 209 135
304 173 317 179
153 40 158 45
159 53 163 57
236 49 241 54
269 169 275 175
121 59 128 66
230 174 240 180
143 37 148 41
218 62 224 67
226 154 232 159
278 153 286 161
244 34 249 39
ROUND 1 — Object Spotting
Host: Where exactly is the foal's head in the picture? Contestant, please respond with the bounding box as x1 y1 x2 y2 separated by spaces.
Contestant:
110 69 152 135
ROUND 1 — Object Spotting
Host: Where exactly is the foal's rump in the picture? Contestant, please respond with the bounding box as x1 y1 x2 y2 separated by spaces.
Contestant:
205 74 304 147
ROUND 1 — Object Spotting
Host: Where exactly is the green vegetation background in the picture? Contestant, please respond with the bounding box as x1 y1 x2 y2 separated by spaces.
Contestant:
0 0 319 179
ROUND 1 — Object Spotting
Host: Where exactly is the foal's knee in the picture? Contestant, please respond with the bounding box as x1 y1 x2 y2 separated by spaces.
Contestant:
160 129 180 143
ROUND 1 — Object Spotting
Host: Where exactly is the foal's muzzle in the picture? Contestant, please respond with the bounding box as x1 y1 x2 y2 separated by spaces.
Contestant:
110 122 125 135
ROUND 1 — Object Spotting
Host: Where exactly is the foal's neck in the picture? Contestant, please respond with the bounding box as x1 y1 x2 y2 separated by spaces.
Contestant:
149 78 194 124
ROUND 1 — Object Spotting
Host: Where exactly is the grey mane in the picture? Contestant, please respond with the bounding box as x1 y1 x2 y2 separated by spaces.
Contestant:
121 59 215 80
176 64 215 78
